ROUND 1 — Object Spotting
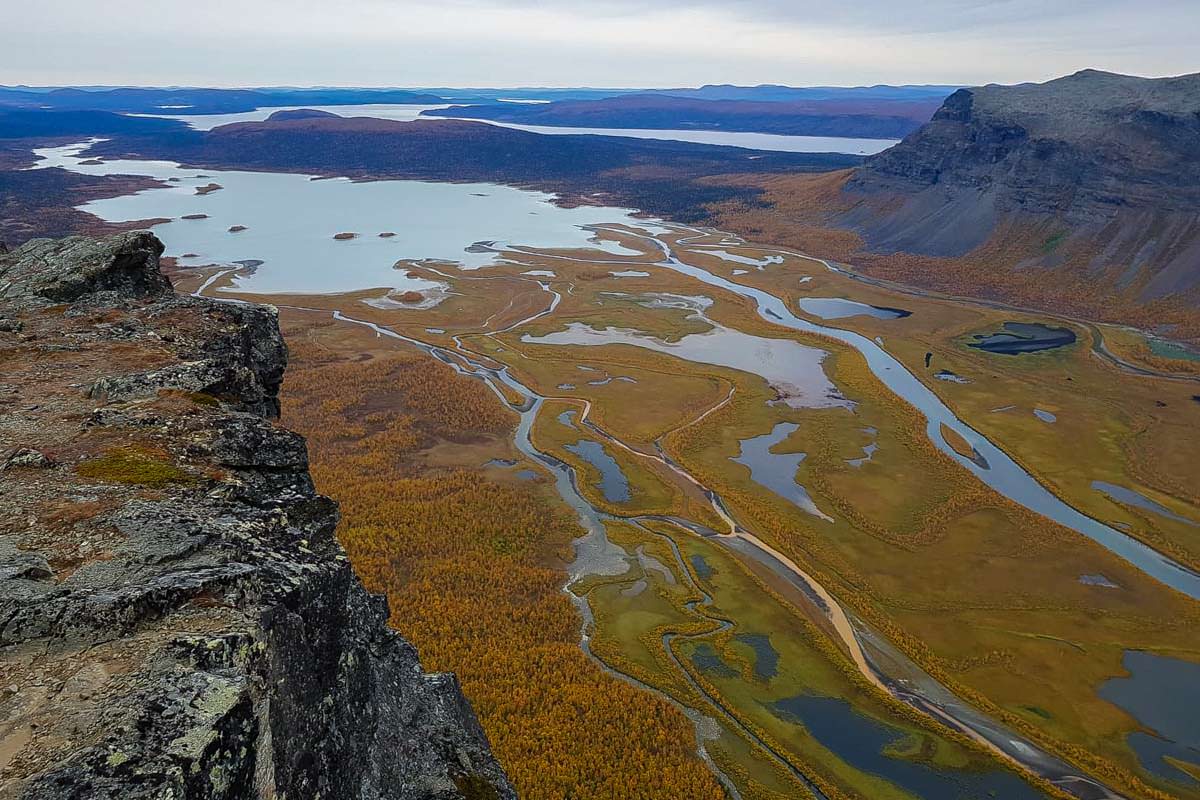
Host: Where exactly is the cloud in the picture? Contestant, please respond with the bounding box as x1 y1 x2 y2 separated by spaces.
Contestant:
1 0 1196 87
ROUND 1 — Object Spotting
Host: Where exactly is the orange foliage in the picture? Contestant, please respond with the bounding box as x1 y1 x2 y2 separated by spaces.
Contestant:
281 331 727 800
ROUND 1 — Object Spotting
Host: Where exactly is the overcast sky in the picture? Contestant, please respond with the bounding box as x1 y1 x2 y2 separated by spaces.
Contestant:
5 0 1197 88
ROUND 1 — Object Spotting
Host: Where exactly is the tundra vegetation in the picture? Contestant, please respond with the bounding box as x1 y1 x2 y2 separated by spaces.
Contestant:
237 222 1200 800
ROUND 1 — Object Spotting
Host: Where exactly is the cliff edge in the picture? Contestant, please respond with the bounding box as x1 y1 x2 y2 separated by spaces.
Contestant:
0 232 514 799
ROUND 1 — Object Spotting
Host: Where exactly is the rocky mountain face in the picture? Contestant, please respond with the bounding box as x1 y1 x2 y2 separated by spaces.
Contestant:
841 70 1200 302
0 233 513 800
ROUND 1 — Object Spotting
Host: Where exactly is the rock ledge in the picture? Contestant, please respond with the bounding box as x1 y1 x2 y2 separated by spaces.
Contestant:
0 232 513 800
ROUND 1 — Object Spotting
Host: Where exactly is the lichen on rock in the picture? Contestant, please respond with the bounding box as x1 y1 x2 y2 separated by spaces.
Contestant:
0 232 513 800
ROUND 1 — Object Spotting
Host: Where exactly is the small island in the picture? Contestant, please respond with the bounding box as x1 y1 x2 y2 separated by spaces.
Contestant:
378 231 397 238
181 213 209 220
228 225 247 233
397 290 424 303
195 183 224 195
333 232 359 241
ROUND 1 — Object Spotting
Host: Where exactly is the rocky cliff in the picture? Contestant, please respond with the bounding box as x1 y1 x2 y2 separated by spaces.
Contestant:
841 70 1200 302
0 232 514 799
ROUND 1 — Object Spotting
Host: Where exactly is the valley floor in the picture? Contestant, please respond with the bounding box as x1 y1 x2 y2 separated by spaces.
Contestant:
172 221 1200 800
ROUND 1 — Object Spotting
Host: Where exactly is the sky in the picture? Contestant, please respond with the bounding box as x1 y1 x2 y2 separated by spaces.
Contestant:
4 0 1197 88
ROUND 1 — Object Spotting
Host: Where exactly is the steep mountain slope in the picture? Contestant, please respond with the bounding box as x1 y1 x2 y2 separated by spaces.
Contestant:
841 69 1200 302
0 232 513 799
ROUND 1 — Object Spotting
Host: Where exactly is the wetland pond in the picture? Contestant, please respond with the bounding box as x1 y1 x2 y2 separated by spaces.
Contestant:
1092 481 1198 527
731 422 833 522
522 299 850 411
797 297 912 320
1099 651 1200 786
770 695 1047 800
969 322 1077 355
564 440 631 503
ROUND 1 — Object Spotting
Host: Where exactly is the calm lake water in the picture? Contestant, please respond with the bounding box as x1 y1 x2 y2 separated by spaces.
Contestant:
522 295 850 411
732 422 833 521
34 141 661 295
564 440 631 503
797 297 912 320
770 694 1046 800
1099 651 1200 785
136 103 899 155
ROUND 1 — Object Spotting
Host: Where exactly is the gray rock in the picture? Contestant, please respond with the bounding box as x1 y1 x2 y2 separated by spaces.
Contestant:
844 69 1200 301
4 447 56 469
0 231 172 304
0 232 514 800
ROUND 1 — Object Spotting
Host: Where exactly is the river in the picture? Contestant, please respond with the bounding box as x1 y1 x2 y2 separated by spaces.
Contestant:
45 144 1163 797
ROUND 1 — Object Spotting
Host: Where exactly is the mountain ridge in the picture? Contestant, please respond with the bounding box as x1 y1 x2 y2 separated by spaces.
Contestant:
834 69 1200 303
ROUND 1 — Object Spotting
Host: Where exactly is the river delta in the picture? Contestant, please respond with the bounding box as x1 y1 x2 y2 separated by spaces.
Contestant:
45 139 1200 800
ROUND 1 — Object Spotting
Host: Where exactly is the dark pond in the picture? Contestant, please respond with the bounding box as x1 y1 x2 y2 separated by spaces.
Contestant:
690 642 738 678
770 694 1046 799
483 458 518 468
690 553 713 581
735 633 779 680
564 440 630 503
1099 650 1200 786
969 322 1076 355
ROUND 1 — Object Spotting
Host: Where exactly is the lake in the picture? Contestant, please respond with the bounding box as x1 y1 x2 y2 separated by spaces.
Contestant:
34 141 660 295
135 103 899 155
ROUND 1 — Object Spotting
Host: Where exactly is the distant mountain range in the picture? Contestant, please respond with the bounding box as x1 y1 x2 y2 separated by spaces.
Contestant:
6 73 1192 330
0 83 957 139
647 84 960 103
427 92 946 139
0 87 446 115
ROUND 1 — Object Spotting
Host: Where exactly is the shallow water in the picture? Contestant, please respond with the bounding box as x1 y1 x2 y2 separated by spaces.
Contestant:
732 422 832 522
1078 574 1119 588
1092 481 1198 527
35 141 656 294
690 553 714 581
735 633 779 680
770 694 1046 800
934 369 970 384
797 297 911 320
690 643 739 678
696 248 784 269
1099 651 1200 785
483 458 518 468
564 440 631 503
523 321 848 410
